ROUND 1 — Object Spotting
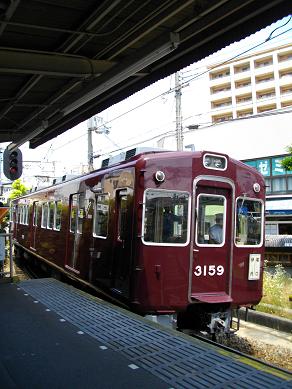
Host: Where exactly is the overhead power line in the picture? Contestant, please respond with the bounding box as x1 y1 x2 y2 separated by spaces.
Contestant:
50 19 292 154
90 24 292 133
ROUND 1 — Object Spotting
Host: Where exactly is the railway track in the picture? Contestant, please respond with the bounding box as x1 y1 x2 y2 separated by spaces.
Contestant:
191 332 292 372
13 256 45 280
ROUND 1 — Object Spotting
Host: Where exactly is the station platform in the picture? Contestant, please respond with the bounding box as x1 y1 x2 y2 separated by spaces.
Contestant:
1 278 291 389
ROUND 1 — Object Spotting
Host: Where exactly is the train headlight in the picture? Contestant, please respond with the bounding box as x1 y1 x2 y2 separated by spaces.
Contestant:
154 170 165 183
203 154 227 170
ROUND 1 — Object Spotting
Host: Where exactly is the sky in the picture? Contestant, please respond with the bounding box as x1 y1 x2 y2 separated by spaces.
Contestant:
1 14 292 185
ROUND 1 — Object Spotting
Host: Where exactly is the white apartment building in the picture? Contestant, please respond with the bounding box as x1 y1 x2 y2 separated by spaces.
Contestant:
208 43 292 123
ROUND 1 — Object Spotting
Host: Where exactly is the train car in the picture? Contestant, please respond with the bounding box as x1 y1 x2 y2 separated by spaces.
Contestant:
10 148 265 335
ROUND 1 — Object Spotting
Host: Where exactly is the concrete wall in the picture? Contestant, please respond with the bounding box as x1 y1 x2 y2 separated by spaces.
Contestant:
159 110 292 161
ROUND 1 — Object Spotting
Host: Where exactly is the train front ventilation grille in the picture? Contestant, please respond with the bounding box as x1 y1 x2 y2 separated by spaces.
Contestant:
125 148 136 160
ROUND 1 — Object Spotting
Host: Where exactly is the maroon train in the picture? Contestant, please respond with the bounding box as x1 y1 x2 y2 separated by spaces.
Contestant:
11 149 265 334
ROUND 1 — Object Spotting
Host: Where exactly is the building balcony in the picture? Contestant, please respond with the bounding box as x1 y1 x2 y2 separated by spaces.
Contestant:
278 59 292 72
255 79 276 91
236 108 253 118
281 99 292 108
235 101 253 112
256 101 277 113
209 74 231 87
211 105 233 116
233 70 251 82
254 64 274 77
280 93 292 105
256 95 277 106
210 89 232 101
234 84 252 95
279 74 292 87
211 112 233 123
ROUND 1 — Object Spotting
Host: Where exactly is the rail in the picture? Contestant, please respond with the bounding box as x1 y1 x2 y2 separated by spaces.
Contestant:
0 233 14 280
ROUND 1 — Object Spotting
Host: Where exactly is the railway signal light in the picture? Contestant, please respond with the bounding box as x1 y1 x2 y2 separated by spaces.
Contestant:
3 147 23 180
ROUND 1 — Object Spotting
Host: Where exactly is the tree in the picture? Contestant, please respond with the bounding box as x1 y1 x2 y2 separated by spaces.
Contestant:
281 145 292 172
8 179 30 200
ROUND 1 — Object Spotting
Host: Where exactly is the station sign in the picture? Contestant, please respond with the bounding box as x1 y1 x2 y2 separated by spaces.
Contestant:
244 156 292 177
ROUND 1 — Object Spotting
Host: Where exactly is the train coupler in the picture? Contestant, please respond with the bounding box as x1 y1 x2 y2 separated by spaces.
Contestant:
207 309 232 335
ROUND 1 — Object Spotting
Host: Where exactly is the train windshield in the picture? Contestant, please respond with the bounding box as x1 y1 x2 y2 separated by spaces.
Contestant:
142 189 190 245
196 194 226 246
235 198 263 246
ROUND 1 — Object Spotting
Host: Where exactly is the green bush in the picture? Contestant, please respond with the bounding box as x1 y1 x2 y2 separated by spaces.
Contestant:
257 264 292 319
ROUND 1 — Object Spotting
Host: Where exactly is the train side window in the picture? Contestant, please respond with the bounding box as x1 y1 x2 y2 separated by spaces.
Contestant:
25 204 29 225
70 195 78 233
70 193 85 234
20 205 24 225
41 202 49 228
196 195 226 246
33 202 39 226
19 205 23 224
54 201 62 231
235 198 263 246
142 189 190 245
93 194 109 238
77 193 85 234
10 205 17 226
19 204 29 225
47 202 55 229
16 205 19 224
118 193 128 241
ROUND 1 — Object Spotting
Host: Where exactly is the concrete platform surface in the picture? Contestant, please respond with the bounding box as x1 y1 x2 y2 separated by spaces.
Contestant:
1 278 292 389
0 281 169 389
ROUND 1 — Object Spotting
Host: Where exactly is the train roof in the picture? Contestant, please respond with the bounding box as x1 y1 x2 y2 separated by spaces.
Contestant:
16 147 263 199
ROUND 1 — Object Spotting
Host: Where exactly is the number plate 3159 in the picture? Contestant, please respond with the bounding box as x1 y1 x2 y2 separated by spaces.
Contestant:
194 265 224 276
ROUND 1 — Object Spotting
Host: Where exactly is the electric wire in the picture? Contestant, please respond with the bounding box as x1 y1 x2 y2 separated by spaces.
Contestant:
98 107 292 157
90 24 292 134
50 18 292 156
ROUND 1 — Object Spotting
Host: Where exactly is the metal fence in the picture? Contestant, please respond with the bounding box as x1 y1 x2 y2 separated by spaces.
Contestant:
0 233 13 279
265 234 292 247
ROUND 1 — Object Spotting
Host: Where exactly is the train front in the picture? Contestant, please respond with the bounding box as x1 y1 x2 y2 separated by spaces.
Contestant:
135 150 265 335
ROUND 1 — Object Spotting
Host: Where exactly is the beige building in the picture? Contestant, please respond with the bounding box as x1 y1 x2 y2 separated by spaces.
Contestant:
208 43 292 123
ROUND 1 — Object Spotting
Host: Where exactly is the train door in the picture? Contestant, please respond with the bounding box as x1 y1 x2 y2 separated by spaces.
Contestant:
30 201 39 250
190 178 234 302
65 193 85 274
112 188 133 297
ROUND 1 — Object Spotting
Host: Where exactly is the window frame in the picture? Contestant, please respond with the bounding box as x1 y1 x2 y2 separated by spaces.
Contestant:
19 204 29 225
142 188 191 247
32 201 39 227
47 201 55 229
19 205 24 224
234 196 264 248
195 193 227 247
53 200 62 231
93 193 109 239
70 194 78 233
70 193 85 234
41 202 49 228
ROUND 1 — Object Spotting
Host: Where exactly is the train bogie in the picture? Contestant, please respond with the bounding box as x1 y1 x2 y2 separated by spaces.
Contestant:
11 149 265 335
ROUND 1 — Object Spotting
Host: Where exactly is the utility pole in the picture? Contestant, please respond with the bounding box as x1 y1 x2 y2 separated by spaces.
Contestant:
175 72 183 151
87 125 94 172
87 116 111 171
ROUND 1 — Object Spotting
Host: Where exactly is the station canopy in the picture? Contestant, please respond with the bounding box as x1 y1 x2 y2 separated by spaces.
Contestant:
0 0 290 149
